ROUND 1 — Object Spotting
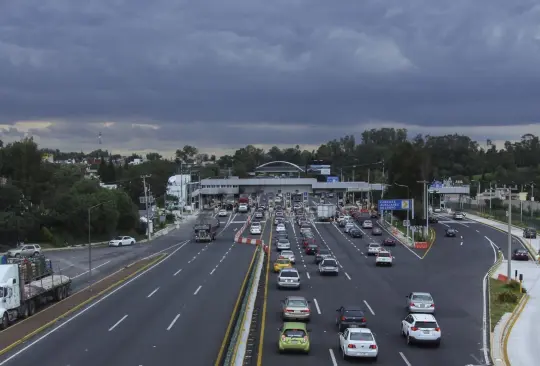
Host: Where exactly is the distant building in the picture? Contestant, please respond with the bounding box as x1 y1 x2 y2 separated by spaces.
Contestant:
129 158 144 165
100 183 118 190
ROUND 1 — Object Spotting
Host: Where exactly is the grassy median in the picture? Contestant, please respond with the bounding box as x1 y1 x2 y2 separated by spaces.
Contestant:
489 278 525 331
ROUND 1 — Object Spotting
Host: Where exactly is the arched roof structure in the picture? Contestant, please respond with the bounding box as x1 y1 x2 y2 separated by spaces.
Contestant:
255 160 305 172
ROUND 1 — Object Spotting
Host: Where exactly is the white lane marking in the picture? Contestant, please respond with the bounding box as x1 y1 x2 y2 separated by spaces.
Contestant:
461 235 464 239
166 313 181 330
173 268 183 276
442 223 450 227
329 349 338 366
194 285 202 295
147 287 159 298
476 229 480 233
0 240 191 365
363 300 375 315
210 268 216 275
108 315 128 331
306 272 311 279
345 272 351 280
460 241 463 246
72 260 112 279
399 351 412 366
313 298 322 314
484 236 498 263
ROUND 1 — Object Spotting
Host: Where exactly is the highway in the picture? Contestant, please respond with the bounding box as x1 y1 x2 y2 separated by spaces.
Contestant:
258 202 499 366
0 211 257 366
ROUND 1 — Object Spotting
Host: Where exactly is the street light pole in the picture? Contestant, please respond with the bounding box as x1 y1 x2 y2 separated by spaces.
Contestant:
417 180 429 239
394 183 410 242
507 188 513 283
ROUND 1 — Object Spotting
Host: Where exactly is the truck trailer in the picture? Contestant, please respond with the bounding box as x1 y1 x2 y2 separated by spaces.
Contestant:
0 255 71 329
317 204 337 222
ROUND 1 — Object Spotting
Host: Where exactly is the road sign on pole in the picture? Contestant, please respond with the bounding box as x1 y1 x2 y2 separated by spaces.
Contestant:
303 192 308 201
377 199 412 211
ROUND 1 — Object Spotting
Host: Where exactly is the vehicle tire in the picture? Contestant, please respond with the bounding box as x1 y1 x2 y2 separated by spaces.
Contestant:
1 313 9 330
434 340 441 347
406 334 413 345
341 348 347 360
22 304 29 319
130 241 135 245
15 253 20 258
29 301 36 316
33 252 40 257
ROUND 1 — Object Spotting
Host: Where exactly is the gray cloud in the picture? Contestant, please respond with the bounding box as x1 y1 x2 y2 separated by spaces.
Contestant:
1 0 540 153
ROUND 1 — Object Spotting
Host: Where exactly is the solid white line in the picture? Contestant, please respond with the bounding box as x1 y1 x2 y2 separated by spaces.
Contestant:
306 272 311 279
0 240 190 366
72 260 112 279
108 315 128 331
173 268 183 276
329 349 338 366
313 298 322 314
484 236 498 263
399 352 412 366
194 285 202 295
167 313 181 330
147 287 159 298
345 272 351 280
363 300 375 315
210 268 216 275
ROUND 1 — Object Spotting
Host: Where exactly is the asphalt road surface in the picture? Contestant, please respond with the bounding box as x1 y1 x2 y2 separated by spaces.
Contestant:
0 211 257 366
258 204 497 366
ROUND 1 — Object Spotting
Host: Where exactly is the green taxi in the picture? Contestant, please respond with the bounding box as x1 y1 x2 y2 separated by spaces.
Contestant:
278 322 310 354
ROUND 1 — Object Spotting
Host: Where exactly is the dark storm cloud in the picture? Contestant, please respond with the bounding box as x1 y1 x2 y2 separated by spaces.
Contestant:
1 0 540 152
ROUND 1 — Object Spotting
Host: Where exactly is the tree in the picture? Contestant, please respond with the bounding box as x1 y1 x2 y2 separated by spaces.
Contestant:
146 152 162 161
176 145 198 163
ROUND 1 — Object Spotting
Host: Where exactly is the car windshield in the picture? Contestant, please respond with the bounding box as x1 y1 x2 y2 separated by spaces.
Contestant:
350 332 373 341
278 224 285 227
516 249 527 254
281 251 293 256
364 221 372 224
283 329 306 338
309 245 317 248
251 224 260 228
378 252 390 257
412 294 433 301
322 260 337 266
280 270 298 277
287 299 307 307
319 250 330 255
344 310 364 316
114 236 123 240
278 239 289 244
369 244 380 248
415 321 437 329
276 259 290 264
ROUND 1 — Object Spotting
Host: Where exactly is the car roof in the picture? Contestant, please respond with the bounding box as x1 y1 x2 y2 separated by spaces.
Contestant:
411 292 432 296
282 322 307 330
348 327 373 334
343 305 364 311
280 267 297 272
369 243 380 246
286 295 307 301
410 313 437 321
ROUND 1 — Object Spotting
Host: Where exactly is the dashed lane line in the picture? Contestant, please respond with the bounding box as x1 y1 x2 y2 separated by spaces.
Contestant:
166 314 181 331
193 285 202 295
363 300 375 315
345 272 351 280
147 287 160 298
399 352 412 366
108 315 128 332
313 298 322 314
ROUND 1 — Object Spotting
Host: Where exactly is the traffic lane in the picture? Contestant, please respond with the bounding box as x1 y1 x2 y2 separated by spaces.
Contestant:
0 236 247 365
315 223 483 366
261 221 408 365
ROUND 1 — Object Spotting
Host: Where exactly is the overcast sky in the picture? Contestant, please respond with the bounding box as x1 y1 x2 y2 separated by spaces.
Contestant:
1 0 540 157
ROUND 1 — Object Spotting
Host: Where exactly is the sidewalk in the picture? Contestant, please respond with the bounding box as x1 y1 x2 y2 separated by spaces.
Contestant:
465 212 540 260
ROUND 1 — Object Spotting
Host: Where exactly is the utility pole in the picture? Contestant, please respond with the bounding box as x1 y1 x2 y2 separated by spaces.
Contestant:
381 159 385 199
367 168 371 209
531 182 535 218
507 187 512 283
141 174 152 241
418 180 429 239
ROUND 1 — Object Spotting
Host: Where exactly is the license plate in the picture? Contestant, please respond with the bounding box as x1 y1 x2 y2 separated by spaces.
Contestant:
423 330 430 334
349 324 358 328
291 340 298 344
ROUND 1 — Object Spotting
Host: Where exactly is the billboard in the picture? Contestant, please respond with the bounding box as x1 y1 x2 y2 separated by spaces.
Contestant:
327 176 339 183
308 164 331 175
377 199 412 211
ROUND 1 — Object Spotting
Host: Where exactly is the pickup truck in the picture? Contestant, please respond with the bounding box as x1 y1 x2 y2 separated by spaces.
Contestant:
0 256 71 329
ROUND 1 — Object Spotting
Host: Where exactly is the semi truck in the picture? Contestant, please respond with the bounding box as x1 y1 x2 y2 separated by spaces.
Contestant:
317 204 337 222
0 255 71 330
194 218 219 242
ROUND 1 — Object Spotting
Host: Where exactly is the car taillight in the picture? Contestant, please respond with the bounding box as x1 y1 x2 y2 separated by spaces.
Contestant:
411 326 418 331
341 316 346 321
410 303 415 307
347 344 356 348
369 345 377 349
286 309 294 313
435 327 440 331
430 304 435 307
361 317 366 322
301 309 310 313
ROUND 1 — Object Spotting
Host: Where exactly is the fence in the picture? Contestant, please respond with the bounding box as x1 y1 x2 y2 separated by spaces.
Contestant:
448 202 540 230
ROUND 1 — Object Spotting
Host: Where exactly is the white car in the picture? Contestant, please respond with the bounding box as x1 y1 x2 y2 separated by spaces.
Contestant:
367 243 381 255
375 250 393 266
255 211 264 219
218 209 227 217
339 328 378 360
277 268 300 289
338 215 351 223
250 224 262 235
276 238 291 251
453 212 464 220
279 250 296 263
362 220 373 229
276 223 286 232
109 236 136 247
401 313 441 346
318 258 339 275
344 222 355 233
238 204 248 213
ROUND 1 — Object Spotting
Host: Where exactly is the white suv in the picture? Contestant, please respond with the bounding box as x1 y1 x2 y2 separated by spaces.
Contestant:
250 223 262 235
375 250 393 266
401 313 441 346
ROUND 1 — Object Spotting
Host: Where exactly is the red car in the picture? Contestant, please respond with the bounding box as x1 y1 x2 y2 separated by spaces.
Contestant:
302 237 316 248
305 244 319 255
383 238 396 246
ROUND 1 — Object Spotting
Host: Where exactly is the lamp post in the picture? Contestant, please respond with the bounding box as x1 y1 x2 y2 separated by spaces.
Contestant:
88 200 113 288
394 183 411 242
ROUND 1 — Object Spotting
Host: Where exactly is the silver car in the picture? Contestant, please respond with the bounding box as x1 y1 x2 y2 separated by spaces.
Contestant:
281 295 311 320
406 292 435 314
280 250 296 263
319 258 339 275
277 268 301 289
276 238 291 251
7 244 42 257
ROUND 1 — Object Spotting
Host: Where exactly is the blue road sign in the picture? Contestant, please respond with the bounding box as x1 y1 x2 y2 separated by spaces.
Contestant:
327 176 339 183
430 180 443 190
378 199 412 211
303 192 308 199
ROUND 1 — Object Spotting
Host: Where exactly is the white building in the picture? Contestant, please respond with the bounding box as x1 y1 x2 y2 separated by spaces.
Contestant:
167 174 192 207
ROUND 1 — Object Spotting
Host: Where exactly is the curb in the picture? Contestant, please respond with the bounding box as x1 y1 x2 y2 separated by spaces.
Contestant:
0 253 167 356
502 294 529 366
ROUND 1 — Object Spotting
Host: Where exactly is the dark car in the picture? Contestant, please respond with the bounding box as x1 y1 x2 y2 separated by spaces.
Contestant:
370 212 378 218
372 227 382 236
523 228 537 239
226 203 234 210
383 238 396 246
315 248 332 263
429 216 438 224
445 228 457 237
305 244 319 255
512 248 529 261
339 220 347 228
350 229 363 238
335 305 367 331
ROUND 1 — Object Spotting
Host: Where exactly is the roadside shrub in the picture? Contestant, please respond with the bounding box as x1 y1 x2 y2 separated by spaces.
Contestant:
505 281 527 294
498 290 518 304
41 226 55 245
